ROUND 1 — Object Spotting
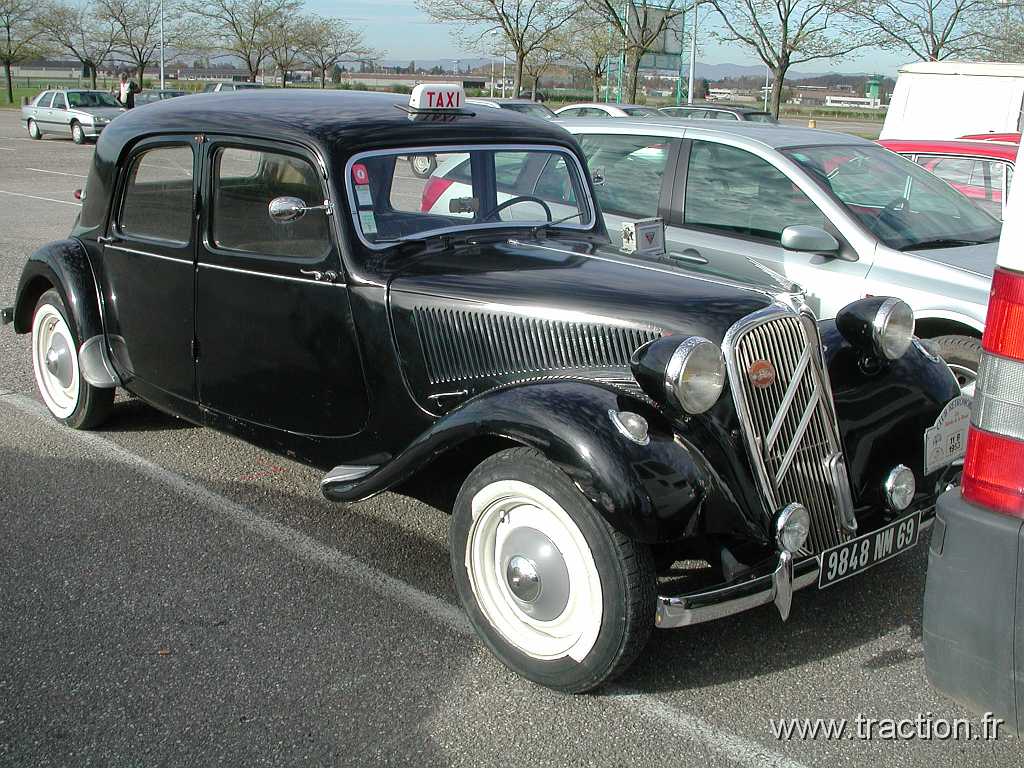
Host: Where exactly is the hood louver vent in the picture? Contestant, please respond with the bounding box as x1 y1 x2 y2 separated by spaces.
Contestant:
413 307 659 385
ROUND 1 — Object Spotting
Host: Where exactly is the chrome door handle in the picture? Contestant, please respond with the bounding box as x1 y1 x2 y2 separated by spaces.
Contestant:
300 269 338 283
670 249 709 265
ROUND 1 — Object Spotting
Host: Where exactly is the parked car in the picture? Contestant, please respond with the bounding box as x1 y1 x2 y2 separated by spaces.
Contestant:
923 140 1023 736
878 137 1016 220
882 61 1024 140
659 104 776 123
554 102 662 119
202 82 267 93
2 86 965 693
467 97 556 120
21 89 124 144
558 118 1002 394
135 89 188 106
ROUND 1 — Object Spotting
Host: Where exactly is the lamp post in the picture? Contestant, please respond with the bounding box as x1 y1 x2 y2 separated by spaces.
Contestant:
159 0 165 90
763 63 769 111
687 0 699 104
490 30 498 97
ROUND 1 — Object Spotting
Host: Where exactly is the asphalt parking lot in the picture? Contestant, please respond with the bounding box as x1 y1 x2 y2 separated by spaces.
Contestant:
0 107 1016 767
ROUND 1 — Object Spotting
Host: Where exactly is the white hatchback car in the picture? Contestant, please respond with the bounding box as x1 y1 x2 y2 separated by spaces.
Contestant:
557 118 1002 393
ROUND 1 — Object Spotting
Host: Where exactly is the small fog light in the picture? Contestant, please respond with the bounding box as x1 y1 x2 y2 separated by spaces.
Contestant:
775 503 810 553
884 465 916 511
608 410 650 445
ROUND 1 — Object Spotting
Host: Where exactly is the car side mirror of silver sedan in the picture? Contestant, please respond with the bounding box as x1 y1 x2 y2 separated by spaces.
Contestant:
781 224 840 256
268 196 333 223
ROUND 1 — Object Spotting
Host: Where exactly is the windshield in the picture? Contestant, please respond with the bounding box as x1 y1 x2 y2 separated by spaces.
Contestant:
67 91 121 108
348 147 593 246
623 107 661 118
501 103 556 119
785 145 1001 250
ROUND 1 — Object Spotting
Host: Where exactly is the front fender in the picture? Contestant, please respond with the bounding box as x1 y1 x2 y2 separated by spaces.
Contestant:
322 381 743 544
13 238 102 340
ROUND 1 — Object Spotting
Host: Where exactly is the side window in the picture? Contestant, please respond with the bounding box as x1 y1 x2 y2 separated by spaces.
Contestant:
119 145 195 244
534 155 578 205
684 140 827 241
923 155 1006 219
37 92 53 108
577 133 671 218
52 93 67 110
559 108 581 118
212 147 330 259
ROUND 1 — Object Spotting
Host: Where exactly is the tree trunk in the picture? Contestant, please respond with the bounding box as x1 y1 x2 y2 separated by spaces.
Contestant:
770 59 788 119
90 64 98 89
513 52 525 97
4 61 12 105
320 69 327 89
627 50 642 103
136 63 145 86
592 73 600 101
281 69 288 88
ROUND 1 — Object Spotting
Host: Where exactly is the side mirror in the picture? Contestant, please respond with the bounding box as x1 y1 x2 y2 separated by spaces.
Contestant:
591 167 606 187
269 196 307 223
781 225 840 255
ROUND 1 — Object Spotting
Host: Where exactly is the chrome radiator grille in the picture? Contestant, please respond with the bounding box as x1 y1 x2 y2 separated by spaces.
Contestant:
729 310 855 554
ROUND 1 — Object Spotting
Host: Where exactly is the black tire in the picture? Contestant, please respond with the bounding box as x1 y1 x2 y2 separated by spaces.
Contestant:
31 289 114 430
932 335 981 394
71 121 85 145
409 154 437 178
449 447 655 693
27 119 41 140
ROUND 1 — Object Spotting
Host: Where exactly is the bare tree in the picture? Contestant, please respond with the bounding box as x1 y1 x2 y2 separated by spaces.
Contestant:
521 44 561 99
586 1 683 102
416 0 579 96
979 1 1024 60
99 0 181 83
268 15 306 87
37 1 120 88
707 0 878 118
183 0 302 82
554 13 617 100
299 15 370 89
847 0 1004 61
1 0 45 103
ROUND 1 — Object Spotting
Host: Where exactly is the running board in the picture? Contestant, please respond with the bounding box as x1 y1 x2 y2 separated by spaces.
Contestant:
320 464 379 488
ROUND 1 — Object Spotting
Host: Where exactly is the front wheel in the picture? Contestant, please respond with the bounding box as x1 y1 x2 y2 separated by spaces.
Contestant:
31 289 113 429
71 122 86 145
27 119 41 139
450 448 655 692
933 335 981 397
409 154 436 178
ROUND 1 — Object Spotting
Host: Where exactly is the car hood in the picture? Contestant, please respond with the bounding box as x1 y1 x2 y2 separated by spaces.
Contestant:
387 236 777 413
910 240 998 278
71 107 124 120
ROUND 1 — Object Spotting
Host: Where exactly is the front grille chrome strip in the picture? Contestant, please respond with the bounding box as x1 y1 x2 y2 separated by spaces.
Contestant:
723 304 856 554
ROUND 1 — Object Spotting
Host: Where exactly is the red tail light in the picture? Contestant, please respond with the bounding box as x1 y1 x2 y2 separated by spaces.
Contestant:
420 177 453 212
73 188 83 200
961 266 1024 517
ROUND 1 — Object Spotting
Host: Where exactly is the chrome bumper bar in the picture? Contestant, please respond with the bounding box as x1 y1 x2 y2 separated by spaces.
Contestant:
655 514 934 629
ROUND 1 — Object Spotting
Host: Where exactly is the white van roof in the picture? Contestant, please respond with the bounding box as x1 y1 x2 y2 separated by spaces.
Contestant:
897 61 1024 78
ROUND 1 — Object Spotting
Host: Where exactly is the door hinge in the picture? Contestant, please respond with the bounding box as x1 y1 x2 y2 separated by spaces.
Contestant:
191 338 200 360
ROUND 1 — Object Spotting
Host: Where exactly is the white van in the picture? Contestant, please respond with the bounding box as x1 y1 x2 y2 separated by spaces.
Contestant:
881 61 1024 140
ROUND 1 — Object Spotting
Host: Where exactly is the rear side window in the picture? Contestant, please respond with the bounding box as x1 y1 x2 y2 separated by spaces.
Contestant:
212 147 330 260
684 140 826 241
918 155 1007 219
35 92 53 108
576 134 671 219
119 145 195 244
52 93 67 110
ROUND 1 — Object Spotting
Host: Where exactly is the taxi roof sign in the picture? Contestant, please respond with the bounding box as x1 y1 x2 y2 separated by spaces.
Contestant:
409 83 465 112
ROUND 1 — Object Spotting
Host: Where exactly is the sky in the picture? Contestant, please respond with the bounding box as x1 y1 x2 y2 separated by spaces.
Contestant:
311 1 912 76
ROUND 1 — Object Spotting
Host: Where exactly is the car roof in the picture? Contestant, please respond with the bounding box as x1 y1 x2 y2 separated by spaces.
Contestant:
878 138 1018 161
554 117 875 150
663 103 764 113
97 89 582 161
467 98 541 108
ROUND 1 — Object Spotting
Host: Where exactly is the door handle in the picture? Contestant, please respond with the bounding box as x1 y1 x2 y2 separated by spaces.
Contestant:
97 235 120 246
300 269 338 283
669 248 709 265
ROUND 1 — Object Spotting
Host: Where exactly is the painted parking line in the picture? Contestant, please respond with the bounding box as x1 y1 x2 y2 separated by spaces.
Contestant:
26 167 88 178
0 391 810 768
0 147 15 151
0 190 81 207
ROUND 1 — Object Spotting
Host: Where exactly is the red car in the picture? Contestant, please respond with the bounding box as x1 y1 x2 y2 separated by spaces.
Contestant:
877 137 1016 220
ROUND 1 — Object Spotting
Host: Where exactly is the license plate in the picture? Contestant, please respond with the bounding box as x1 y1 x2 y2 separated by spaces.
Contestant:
818 511 921 589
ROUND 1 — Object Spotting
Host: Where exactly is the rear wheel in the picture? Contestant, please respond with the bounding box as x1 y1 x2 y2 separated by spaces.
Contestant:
71 121 85 145
31 289 113 429
27 119 41 139
450 448 655 692
933 335 982 397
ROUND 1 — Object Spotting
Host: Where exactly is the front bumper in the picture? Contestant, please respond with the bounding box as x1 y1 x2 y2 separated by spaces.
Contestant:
83 124 106 137
656 511 934 629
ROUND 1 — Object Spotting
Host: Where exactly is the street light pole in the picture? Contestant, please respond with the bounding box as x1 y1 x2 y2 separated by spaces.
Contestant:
687 1 698 104
501 43 507 97
159 0 165 90
763 63 769 111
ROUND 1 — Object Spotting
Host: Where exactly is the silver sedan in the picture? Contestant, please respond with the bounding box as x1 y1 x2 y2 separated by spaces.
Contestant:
21 90 125 144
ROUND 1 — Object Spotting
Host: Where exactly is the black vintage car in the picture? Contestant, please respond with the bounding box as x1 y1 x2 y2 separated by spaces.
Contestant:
2 86 967 693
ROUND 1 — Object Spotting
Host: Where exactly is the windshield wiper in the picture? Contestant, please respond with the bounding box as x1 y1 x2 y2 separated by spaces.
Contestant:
904 238 986 250
530 211 584 238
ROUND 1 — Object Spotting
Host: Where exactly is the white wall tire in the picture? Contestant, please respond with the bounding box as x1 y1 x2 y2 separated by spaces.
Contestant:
450 448 655 692
30 290 113 429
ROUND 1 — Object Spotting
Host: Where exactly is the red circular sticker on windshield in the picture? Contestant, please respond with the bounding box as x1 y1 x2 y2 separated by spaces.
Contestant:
352 163 369 185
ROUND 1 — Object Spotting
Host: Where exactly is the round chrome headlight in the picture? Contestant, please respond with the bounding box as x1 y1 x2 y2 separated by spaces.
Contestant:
884 465 916 511
775 503 810 553
664 336 726 414
872 298 915 360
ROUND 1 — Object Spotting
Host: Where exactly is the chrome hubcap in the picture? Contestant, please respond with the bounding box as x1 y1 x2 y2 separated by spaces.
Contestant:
501 525 570 620
506 556 540 602
45 335 73 388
